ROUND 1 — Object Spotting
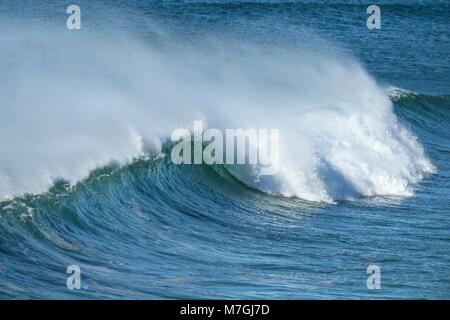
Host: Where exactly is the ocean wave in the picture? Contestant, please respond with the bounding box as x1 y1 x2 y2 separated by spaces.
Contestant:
0 24 435 203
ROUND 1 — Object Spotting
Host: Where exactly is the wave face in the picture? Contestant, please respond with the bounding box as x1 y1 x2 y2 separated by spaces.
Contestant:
0 23 433 202
1 0 450 300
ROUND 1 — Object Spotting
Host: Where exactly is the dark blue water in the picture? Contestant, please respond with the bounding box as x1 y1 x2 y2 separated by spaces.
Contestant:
0 1 449 299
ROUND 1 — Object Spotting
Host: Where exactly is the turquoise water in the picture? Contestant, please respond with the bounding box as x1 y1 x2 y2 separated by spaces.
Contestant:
0 1 449 299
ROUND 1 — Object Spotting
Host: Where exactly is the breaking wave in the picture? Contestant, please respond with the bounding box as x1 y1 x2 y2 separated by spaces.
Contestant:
0 24 435 203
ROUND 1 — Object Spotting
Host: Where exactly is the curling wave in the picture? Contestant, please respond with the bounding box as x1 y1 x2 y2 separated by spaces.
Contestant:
0 25 435 203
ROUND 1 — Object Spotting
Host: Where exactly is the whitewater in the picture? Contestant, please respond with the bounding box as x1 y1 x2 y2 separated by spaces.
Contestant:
0 24 434 203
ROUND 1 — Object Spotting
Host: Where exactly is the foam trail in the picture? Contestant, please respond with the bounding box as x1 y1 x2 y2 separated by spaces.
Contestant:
0 24 434 202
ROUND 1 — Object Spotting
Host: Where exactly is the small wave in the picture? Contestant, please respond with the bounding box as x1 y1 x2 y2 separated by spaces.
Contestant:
387 86 419 100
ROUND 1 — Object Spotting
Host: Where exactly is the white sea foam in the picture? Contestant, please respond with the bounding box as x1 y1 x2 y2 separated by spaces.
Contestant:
0 24 434 202
386 86 418 100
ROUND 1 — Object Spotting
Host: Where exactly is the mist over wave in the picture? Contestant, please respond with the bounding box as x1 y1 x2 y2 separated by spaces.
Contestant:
0 22 434 202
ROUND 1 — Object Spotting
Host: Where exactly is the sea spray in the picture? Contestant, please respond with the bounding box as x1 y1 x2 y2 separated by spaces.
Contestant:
0 23 433 202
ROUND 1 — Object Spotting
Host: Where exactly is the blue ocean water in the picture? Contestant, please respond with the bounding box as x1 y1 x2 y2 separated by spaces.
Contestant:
0 1 449 299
